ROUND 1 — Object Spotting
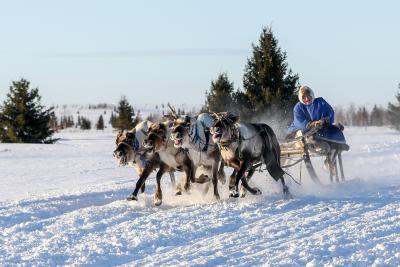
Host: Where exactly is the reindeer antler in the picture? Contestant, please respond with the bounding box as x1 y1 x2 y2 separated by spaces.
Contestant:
212 112 221 120
167 103 178 119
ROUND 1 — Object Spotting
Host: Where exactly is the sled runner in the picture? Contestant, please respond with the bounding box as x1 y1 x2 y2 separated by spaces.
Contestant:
280 124 350 184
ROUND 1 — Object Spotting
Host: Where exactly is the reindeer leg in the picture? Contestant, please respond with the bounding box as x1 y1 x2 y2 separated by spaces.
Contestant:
229 167 242 198
280 176 292 200
231 161 261 198
154 163 168 206
202 181 210 196
183 161 194 193
217 160 226 184
140 182 146 193
212 161 221 200
240 167 256 198
266 162 292 200
175 182 182 196
127 162 155 201
229 170 237 191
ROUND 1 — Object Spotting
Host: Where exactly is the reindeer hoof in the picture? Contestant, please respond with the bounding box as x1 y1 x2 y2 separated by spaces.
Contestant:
254 188 262 195
283 187 292 200
184 184 191 192
140 184 146 193
175 191 182 196
217 172 226 184
154 199 162 206
126 194 138 201
229 191 239 198
215 194 221 200
240 186 246 198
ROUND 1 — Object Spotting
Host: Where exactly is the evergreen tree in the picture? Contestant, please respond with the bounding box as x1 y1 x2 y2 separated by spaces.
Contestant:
68 116 74 128
204 73 235 113
240 27 299 121
80 116 91 130
49 111 58 132
0 79 55 143
387 89 400 130
334 106 347 125
347 104 356 126
114 96 136 130
96 115 105 130
133 110 142 127
231 91 253 121
357 107 369 126
109 112 117 128
77 115 81 127
369 105 384 126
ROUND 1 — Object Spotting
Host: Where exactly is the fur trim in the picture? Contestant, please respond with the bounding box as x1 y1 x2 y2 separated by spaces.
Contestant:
298 85 315 105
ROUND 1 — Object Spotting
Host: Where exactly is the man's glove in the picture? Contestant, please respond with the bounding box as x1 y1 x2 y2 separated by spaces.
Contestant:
307 119 325 129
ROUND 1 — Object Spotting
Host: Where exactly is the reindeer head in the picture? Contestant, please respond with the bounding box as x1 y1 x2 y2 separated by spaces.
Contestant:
170 116 191 148
113 129 137 166
210 112 239 144
143 123 168 153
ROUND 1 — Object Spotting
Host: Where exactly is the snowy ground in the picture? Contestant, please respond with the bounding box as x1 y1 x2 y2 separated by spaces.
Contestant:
0 127 399 266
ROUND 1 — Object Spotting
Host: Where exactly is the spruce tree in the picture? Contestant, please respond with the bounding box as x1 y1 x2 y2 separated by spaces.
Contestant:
204 73 235 113
96 115 105 130
80 117 92 130
370 105 384 126
68 116 74 128
115 96 136 130
0 79 55 143
387 89 400 130
49 112 58 132
334 107 347 125
240 27 299 121
109 112 116 128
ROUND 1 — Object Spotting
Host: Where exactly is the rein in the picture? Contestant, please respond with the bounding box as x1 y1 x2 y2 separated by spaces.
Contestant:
284 126 322 143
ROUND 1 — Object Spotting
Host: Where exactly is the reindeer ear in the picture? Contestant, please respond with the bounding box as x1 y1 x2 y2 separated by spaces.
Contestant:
232 115 239 123
184 115 190 124
227 113 239 123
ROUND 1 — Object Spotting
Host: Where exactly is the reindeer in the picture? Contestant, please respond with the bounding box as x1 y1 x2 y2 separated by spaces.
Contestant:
169 110 226 200
113 120 176 202
211 112 292 199
131 122 194 206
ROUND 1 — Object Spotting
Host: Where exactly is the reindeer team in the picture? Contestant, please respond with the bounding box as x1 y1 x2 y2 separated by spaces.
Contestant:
113 106 291 206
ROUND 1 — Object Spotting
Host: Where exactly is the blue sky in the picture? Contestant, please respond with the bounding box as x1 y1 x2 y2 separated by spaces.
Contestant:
0 0 399 108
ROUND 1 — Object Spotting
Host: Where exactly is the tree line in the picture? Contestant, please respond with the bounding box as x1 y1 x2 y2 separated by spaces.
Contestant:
335 105 388 127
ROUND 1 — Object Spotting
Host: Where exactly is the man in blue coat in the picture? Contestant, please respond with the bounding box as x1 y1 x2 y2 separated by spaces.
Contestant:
287 85 346 144
288 85 334 133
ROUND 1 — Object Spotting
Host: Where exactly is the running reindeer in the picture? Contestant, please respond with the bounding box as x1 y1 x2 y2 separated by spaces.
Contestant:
211 112 292 199
138 121 194 205
113 120 176 204
168 107 226 200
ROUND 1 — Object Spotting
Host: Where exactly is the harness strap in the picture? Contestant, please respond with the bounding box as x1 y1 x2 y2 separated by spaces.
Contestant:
281 158 304 168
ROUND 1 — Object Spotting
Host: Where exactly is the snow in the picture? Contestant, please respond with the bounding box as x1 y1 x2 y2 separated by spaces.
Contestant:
1 126 399 266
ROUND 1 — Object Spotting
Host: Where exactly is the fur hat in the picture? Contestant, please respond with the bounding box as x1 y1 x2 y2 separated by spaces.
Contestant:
298 85 315 105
